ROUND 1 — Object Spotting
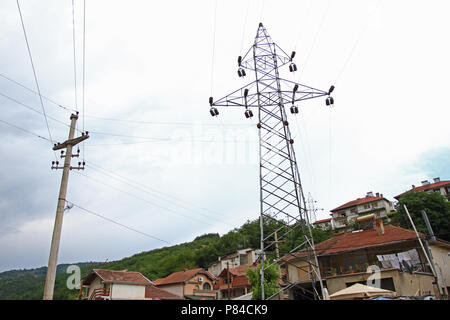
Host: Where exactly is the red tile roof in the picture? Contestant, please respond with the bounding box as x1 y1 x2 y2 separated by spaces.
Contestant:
217 264 252 278
83 269 151 285
232 275 250 288
281 225 421 261
394 180 450 199
145 285 183 300
153 268 214 286
313 218 332 225
214 264 255 290
331 196 384 212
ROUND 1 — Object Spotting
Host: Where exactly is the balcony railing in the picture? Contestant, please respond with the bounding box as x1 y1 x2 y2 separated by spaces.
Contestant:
89 287 111 300
320 263 433 279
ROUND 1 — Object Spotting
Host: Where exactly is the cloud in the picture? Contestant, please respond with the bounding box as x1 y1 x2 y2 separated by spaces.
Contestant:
1 0 449 272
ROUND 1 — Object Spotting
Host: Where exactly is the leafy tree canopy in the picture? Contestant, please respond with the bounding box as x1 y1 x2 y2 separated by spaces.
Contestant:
390 191 450 241
246 262 280 300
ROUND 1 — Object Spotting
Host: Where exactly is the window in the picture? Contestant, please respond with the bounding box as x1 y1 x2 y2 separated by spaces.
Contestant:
364 204 370 209
371 202 378 208
203 283 211 290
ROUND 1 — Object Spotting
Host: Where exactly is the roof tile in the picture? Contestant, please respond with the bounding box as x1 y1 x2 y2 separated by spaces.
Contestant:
154 268 214 286
331 196 384 212
91 269 151 284
281 225 420 261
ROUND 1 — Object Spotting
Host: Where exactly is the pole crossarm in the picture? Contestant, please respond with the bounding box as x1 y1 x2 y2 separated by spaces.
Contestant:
52 134 89 150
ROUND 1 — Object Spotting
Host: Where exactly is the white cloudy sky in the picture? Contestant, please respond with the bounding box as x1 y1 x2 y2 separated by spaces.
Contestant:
0 0 449 272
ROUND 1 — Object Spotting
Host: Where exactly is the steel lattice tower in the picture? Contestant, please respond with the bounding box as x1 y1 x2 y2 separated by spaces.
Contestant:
209 23 335 300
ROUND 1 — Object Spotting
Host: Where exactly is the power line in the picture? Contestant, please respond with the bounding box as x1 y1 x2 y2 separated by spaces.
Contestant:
0 73 76 112
298 0 331 84
85 160 235 224
16 0 55 155
0 91 78 131
333 0 382 85
210 0 218 97
87 130 256 143
84 114 251 127
71 0 78 112
0 73 249 128
0 118 50 141
82 0 86 162
74 170 220 228
68 201 173 245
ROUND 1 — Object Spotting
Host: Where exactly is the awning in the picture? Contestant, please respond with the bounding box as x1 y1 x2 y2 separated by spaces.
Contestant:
184 295 215 300
329 283 396 300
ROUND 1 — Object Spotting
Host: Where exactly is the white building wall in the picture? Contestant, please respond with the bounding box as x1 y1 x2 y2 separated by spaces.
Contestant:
111 284 146 300
430 244 450 295
157 283 184 297
87 277 103 298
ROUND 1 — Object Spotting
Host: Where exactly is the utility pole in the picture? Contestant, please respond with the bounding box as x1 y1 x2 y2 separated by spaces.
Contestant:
403 205 442 298
209 23 334 300
227 261 231 300
43 112 88 300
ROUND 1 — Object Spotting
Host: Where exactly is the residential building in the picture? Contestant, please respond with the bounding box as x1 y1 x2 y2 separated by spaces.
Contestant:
79 269 181 300
279 217 450 299
208 248 261 277
394 177 450 201
153 268 216 300
330 192 393 232
313 218 333 231
214 264 254 300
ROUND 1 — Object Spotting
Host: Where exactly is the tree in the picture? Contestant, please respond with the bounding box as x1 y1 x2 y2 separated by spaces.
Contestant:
246 262 280 300
391 191 450 241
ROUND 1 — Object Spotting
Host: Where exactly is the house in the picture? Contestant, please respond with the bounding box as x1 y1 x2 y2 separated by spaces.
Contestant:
330 192 393 232
214 264 254 300
394 177 450 201
153 268 216 300
208 248 261 277
79 269 181 300
313 218 333 231
279 216 450 299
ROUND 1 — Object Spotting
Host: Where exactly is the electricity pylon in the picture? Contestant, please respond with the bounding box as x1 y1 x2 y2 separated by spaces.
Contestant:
209 23 334 300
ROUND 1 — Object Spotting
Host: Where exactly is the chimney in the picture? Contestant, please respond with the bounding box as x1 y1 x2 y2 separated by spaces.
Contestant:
421 180 430 186
380 193 383 198
376 192 379 197
433 177 440 183
366 191 374 197
411 185 415 189
375 218 385 236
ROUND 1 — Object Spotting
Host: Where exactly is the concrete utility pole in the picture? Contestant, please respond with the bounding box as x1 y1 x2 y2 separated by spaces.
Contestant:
227 261 231 300
43 112 88 300
403 205 442 298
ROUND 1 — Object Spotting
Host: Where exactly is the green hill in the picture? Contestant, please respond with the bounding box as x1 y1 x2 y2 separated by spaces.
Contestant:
0 219 332 300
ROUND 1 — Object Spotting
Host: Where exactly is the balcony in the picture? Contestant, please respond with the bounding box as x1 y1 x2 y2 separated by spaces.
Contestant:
320 262 432 279
89 287 111 300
